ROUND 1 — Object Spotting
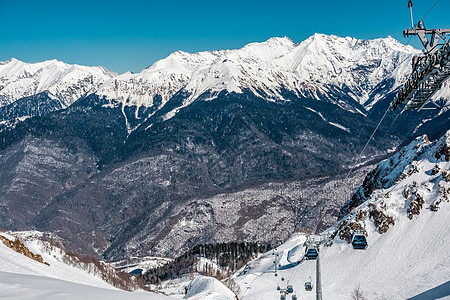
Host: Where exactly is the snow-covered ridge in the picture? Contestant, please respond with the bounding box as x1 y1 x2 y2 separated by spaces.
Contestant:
96 34 420 114
0 230 173 299
0 230 118 289
338 130 450 234
0 58 116 108
1 34 422 120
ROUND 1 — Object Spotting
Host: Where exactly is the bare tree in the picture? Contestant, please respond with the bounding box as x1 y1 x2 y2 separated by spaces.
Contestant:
352 285 366 300
225 278 241 299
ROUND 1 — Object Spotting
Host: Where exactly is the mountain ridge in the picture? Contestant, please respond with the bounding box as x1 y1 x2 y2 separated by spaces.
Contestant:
0 34 426 127
0 34 448 260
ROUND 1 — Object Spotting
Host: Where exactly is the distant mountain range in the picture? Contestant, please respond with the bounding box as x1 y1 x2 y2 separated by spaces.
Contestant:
0 34 448 260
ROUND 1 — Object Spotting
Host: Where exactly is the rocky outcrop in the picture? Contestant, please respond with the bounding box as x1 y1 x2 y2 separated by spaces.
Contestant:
336 130 450 243
0 235 49 265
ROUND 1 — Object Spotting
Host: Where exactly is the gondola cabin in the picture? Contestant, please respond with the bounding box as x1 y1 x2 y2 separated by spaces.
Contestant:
305 281 313 291
287 285 293 293
305 245 318 260
351 230 368 250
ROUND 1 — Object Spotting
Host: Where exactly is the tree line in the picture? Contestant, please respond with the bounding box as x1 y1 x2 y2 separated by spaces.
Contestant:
140 241 272 285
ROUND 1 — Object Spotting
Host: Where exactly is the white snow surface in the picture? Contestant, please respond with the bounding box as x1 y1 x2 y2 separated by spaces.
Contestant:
0 231 115 289
95 35 420 116
0 58 116 108
0 231 174 299
0 272 169 300
184 275 236 300
236 203 449 300
234 131 450 299
1 34 430 121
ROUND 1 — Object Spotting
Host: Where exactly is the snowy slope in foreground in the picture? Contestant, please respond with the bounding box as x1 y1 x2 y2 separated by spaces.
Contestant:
0 231 115 289
0 272 169 300
234 131 450 299
0 232 173 299
184 275 236 300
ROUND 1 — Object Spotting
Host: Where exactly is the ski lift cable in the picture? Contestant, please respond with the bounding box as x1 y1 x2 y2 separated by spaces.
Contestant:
285 257 299 285
285 240 316 286
289 239 316 286
371 104 413 154
343 35 415 184
343 105 391 182
373 108 404 148
420 0 441 22
284 239 308 286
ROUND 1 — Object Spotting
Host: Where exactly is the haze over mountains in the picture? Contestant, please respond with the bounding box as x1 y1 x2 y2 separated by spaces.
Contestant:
0 34 449 260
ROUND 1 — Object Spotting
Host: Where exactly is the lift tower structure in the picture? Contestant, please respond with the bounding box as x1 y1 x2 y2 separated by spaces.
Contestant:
391 0 450 111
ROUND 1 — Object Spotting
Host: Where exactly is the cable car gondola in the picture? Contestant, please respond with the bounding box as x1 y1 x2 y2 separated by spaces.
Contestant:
287 285 293 293
305 277 313 291
351 230 368 250
305 245 318 260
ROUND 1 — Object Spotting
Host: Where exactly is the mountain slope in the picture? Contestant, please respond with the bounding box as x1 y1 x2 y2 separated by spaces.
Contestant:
24 92 387 259
232 130 450 299
0 58 115 106
93 34 420 122
0 230 173 299
0 34 448 261
0 58 115 122
0 136 98 230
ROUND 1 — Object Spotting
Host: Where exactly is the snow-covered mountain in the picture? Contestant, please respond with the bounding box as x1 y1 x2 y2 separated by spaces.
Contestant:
339 130 450 221
0 34 448 263
2 130 448 299
146 129 449 300
0 58 116 124
0 58 115 108
95 35 420 114
0 34 424 123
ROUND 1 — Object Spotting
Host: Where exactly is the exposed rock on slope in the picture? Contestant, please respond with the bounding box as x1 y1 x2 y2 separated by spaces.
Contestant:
337 130 450 239
0 35 448 260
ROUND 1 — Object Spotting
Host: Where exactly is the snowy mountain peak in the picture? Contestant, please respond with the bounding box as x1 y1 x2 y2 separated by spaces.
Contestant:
0 58 19 65
2 34 437 125
0 58 116 108
93 34 422 121
243 36 297 52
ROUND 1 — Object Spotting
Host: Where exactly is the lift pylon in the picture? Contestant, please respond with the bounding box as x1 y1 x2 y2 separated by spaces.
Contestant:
391 1 450 111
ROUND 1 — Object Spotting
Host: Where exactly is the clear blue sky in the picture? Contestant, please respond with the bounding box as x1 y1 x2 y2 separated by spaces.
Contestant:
1 0 449 74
